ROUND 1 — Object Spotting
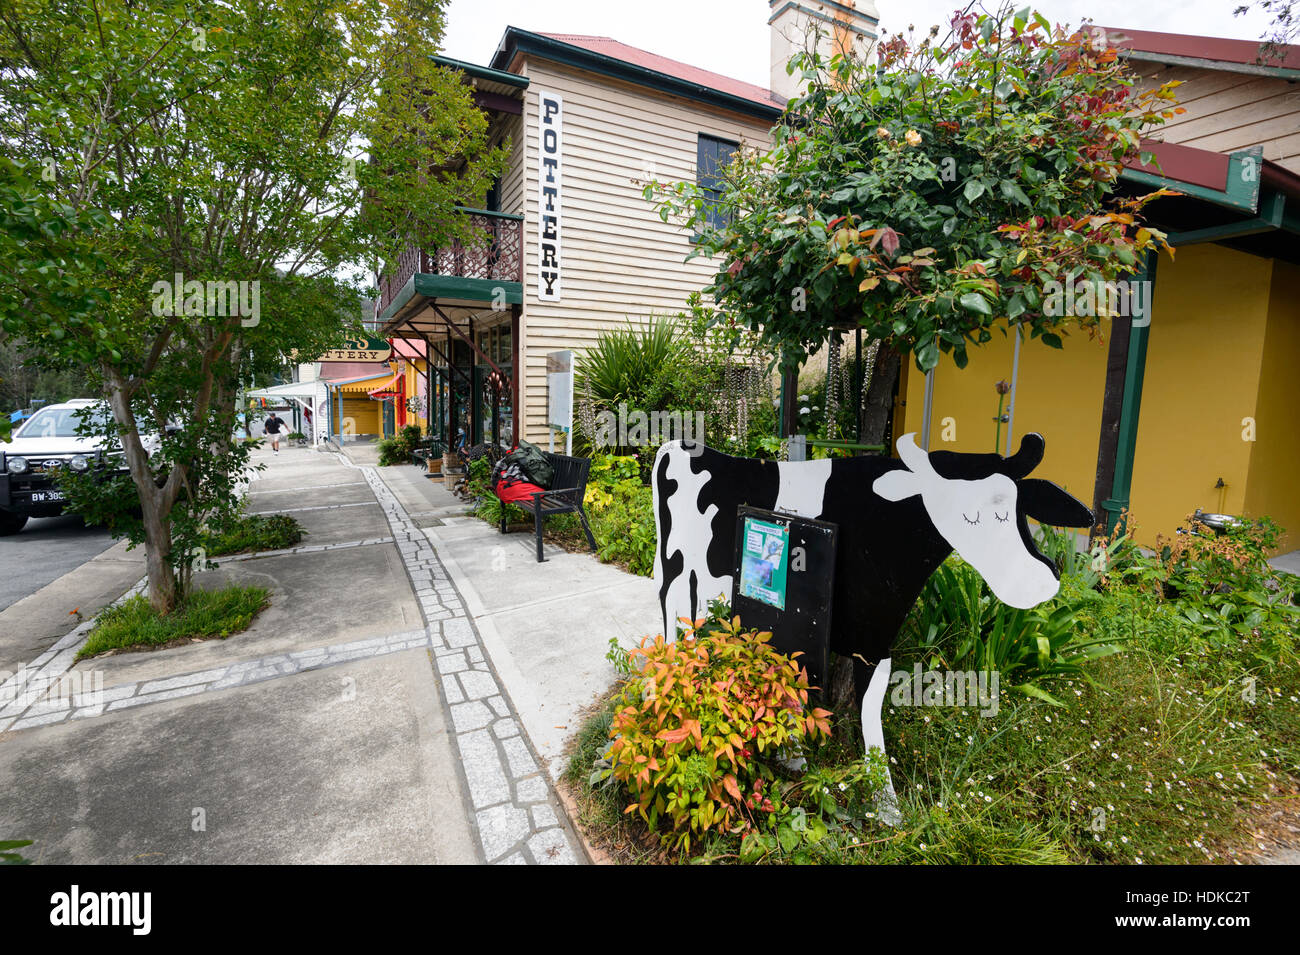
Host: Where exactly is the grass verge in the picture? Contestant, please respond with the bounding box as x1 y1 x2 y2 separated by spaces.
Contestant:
77 584 271 658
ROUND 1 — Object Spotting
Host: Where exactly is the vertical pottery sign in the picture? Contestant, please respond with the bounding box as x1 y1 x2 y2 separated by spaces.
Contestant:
537 90 563 302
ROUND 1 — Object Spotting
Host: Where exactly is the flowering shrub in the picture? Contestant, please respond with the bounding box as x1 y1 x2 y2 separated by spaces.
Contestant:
603 613 832 851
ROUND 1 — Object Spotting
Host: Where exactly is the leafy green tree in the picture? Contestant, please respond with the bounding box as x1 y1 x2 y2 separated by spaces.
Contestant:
650 6 1181 445
0 0 506 611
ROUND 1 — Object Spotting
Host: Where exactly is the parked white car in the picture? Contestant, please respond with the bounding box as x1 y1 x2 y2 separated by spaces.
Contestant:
0 399 160 535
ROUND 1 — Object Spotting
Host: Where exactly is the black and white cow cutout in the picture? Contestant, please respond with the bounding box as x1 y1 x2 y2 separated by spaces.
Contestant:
652 432 1093 821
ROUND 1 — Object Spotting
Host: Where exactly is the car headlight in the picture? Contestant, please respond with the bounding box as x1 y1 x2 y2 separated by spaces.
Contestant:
6 456 28 474
70 454 90 472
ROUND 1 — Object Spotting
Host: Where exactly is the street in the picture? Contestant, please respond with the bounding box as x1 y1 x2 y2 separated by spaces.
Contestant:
0 514 116 611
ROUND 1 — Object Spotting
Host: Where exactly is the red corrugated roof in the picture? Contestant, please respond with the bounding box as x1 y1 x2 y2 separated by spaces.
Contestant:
1099 26 1300 70
537 33 782 109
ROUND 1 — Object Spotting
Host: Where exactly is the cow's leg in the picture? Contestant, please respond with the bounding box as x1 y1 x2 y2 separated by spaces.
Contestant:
860 657 902 826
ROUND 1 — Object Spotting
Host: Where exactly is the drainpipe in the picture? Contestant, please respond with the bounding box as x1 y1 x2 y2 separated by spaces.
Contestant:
1101 250 1158 534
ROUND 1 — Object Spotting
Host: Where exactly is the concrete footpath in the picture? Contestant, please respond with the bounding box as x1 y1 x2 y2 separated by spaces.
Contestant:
0 445 585 864
365 450 661 777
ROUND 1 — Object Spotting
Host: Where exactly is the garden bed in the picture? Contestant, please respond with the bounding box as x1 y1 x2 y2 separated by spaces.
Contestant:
77 584 271 658
563 519 1300 865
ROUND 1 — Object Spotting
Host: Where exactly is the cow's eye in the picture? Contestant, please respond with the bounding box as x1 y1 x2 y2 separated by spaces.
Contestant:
963 512 980 525
995 512 1009 523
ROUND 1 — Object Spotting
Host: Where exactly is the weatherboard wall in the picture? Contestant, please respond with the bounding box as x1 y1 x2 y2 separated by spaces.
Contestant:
512 56 774 443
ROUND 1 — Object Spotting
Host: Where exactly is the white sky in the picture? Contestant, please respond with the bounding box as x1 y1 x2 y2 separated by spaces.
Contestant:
442 0 1278 89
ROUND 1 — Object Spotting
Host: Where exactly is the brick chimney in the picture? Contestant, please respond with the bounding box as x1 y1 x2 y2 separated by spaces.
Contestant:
769 0 880 103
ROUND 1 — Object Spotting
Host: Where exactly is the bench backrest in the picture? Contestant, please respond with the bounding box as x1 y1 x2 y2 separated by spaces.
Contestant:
542 451 591 493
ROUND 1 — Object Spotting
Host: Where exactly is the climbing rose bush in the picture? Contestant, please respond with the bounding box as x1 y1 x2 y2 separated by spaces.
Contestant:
649 5 1185 420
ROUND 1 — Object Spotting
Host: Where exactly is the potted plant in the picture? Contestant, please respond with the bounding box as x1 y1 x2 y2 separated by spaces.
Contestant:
427 440 446 475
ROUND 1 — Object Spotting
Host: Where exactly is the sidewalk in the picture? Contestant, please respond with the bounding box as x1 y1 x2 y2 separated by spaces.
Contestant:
353 448 661 777
0 445 582 864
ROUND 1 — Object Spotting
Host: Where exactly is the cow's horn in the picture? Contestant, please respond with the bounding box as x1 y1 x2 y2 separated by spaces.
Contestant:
895 432 935 476
1004 432 1045 479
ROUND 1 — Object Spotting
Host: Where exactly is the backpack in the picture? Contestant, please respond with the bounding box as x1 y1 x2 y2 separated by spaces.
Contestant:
498 439 553 489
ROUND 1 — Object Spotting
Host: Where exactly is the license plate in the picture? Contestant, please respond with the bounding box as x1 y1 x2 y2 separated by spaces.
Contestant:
30 491 64 503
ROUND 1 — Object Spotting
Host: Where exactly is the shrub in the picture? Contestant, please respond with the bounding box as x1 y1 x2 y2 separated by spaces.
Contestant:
602 612 832 851
204 512 304 556
901 556 1123 702
591 482 656 576
376 434 409 466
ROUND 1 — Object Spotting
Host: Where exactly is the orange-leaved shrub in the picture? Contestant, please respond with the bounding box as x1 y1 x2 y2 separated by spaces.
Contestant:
604 613 832 851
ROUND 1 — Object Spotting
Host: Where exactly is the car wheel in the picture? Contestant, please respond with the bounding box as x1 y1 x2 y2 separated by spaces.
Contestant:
0 510 29 536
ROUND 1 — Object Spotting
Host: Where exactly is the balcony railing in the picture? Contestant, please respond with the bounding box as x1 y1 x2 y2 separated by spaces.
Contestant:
377 208 524 316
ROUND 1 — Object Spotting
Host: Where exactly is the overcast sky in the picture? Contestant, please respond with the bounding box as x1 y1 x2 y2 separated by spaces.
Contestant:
442 0 1276 88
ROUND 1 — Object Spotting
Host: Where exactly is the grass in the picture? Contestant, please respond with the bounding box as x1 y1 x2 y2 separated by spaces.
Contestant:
204 512 304 556
77 584 270 658
566 572 1300 865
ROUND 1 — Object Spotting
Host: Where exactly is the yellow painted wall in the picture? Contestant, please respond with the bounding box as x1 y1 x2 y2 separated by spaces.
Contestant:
1128 244 1272 540
895 245 1286 547
894 320 1109 509
340 397 379 437
1242 260 1300 549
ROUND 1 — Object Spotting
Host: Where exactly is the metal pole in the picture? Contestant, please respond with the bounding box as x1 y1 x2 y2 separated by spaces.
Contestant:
1005 326 1023 456
921 369 936 451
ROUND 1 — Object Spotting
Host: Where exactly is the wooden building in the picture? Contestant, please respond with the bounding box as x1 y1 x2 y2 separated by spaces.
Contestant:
372 3 880 448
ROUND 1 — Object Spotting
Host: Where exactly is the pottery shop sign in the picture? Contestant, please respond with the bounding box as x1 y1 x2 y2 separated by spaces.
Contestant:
318 336 392 362
537 90 563 302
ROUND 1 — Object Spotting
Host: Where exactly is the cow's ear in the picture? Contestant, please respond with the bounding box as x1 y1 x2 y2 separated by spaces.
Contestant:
1018 479 1093 528
874 468 923 502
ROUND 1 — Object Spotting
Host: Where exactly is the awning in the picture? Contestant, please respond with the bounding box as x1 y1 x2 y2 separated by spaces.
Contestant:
367 372 401 399
322 372 394 395
247 381 320 401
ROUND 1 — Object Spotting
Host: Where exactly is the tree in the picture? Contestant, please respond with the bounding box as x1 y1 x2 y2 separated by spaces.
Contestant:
1235 0 1299 58
0 0 506 611
649 5 1181 446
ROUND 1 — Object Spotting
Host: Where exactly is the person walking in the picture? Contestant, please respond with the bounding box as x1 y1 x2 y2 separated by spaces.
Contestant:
265 410 286 453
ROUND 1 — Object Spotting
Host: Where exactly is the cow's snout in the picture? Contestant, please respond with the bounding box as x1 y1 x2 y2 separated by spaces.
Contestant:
984 557 1060 609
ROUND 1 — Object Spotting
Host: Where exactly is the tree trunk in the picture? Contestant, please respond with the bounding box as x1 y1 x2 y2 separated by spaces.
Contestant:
141 498 177 614
859 342 901 449
104 368 178 614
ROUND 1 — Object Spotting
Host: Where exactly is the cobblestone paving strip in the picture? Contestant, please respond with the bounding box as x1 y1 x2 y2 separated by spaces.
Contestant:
0 628 432 731
349 460 583 865
209 536 395 564
0 575 148 733
245 481 368 495
249 501 377 514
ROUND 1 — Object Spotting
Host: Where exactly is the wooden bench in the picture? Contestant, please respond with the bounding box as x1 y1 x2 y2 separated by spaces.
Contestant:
499 451 597 563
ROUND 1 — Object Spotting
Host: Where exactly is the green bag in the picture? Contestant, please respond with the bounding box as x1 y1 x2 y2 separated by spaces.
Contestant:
509 439 554 489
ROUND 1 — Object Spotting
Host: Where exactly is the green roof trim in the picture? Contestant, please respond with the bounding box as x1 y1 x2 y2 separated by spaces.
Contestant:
491 28 783 122
1119 167 1257 213
376 275 417 326
431 54 530 89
